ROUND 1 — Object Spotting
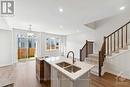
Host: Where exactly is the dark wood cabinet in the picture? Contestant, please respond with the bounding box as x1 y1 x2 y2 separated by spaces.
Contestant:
36 57 51 84
36 57 44 83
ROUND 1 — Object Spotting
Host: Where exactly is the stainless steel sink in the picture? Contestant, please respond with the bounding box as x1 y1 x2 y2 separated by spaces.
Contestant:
64 65 81 73
56 62 71 68
56 61 81 73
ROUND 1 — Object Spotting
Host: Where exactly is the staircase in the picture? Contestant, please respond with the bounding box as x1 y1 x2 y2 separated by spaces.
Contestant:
99 21 130 76
80 21 130 77
86 54 99 76
80 40 94 61
80 41 99 76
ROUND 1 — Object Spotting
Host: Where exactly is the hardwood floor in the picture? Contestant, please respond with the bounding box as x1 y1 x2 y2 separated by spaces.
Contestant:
0 60 43 87
90 73 130 87
0 60 130 87
15 61 42 87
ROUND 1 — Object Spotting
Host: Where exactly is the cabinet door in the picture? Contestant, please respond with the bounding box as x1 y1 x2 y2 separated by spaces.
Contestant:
60 74 73 87
73 72 90 87
51 67 60 87
51 67 73 87
44 61 51 81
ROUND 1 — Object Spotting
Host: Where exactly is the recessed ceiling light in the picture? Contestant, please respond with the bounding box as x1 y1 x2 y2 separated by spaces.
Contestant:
59 25 63 29
120 6 125 10
59 8 63 12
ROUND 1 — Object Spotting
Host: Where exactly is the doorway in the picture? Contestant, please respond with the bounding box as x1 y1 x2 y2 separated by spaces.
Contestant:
17 33 37 61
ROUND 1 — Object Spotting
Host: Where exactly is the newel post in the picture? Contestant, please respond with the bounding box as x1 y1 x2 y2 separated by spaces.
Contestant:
104 36 106 53
86 40 88 57
80 49 82 61
99 51 102 77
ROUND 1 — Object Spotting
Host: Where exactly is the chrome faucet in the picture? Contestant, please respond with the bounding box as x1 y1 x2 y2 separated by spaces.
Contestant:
67 51 76 64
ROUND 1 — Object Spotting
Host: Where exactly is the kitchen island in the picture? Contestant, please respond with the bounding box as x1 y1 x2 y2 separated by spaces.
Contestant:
43 56 95 87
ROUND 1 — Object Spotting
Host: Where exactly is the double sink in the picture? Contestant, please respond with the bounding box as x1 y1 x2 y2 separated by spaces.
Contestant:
56 62 81 73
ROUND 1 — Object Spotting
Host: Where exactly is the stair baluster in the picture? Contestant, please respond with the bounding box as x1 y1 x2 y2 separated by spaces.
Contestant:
80 40 93 61
99 21 130 77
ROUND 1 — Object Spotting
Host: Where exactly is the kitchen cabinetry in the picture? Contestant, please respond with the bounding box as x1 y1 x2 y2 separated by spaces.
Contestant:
36 57 51 84
60 74 73 87
51 66 90 87
36 57 44 83
51 66 60 87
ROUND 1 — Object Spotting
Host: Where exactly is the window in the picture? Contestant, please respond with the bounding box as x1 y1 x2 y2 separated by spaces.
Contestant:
45 37 60 51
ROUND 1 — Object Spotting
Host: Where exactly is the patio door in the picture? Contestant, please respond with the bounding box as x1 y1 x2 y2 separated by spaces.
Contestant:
17 33 37 61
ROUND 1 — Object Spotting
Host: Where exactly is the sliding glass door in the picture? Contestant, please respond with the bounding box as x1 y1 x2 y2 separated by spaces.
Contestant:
17 33 37 61
18 37 28 60
28 36 37 59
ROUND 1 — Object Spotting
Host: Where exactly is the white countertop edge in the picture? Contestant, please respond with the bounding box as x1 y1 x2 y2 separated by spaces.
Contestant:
43 56 95 81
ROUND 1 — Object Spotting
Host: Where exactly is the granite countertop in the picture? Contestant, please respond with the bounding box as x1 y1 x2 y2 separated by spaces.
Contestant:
43 56 95 81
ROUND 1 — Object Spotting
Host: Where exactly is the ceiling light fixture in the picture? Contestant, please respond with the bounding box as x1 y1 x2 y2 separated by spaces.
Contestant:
59 8 63 12
27 24 34 36
120 6 125 10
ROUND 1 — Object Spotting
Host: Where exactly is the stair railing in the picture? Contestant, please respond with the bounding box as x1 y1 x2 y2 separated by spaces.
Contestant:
99 21 130 76
80 40 88 61
99 37 106 76
80 40 93 61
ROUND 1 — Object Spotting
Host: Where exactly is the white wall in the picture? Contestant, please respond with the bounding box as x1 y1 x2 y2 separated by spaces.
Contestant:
95 9 130 53
66 30 96 59
0 17 9 30
0 29 12 67
103 50 130 79
0 17 12 67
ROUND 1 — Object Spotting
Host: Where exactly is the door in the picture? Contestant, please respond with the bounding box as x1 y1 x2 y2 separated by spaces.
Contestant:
60 74 73 87
17 33 37 61
28 36 37 59
18 36 28 60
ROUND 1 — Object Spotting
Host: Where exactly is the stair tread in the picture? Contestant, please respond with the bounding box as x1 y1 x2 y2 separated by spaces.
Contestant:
112 50 119 53
119 47 128 50
106 49 130 58
88 54 98 57
86 59 98 63
106 45 130 58
86 60 98 65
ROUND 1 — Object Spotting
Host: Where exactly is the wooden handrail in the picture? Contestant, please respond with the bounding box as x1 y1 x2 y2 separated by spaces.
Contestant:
80 40 87 61
81 43 86 51
99 37 106 76
80 40 93 61
105 21 130 55
99 21 130 77
106 21 130 38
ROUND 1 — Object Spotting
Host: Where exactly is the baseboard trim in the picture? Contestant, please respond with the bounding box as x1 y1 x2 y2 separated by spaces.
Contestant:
103 71 130 80
0 63 15 68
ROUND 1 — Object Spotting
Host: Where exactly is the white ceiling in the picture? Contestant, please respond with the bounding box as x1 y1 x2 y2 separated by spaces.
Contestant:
4 0 130 35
